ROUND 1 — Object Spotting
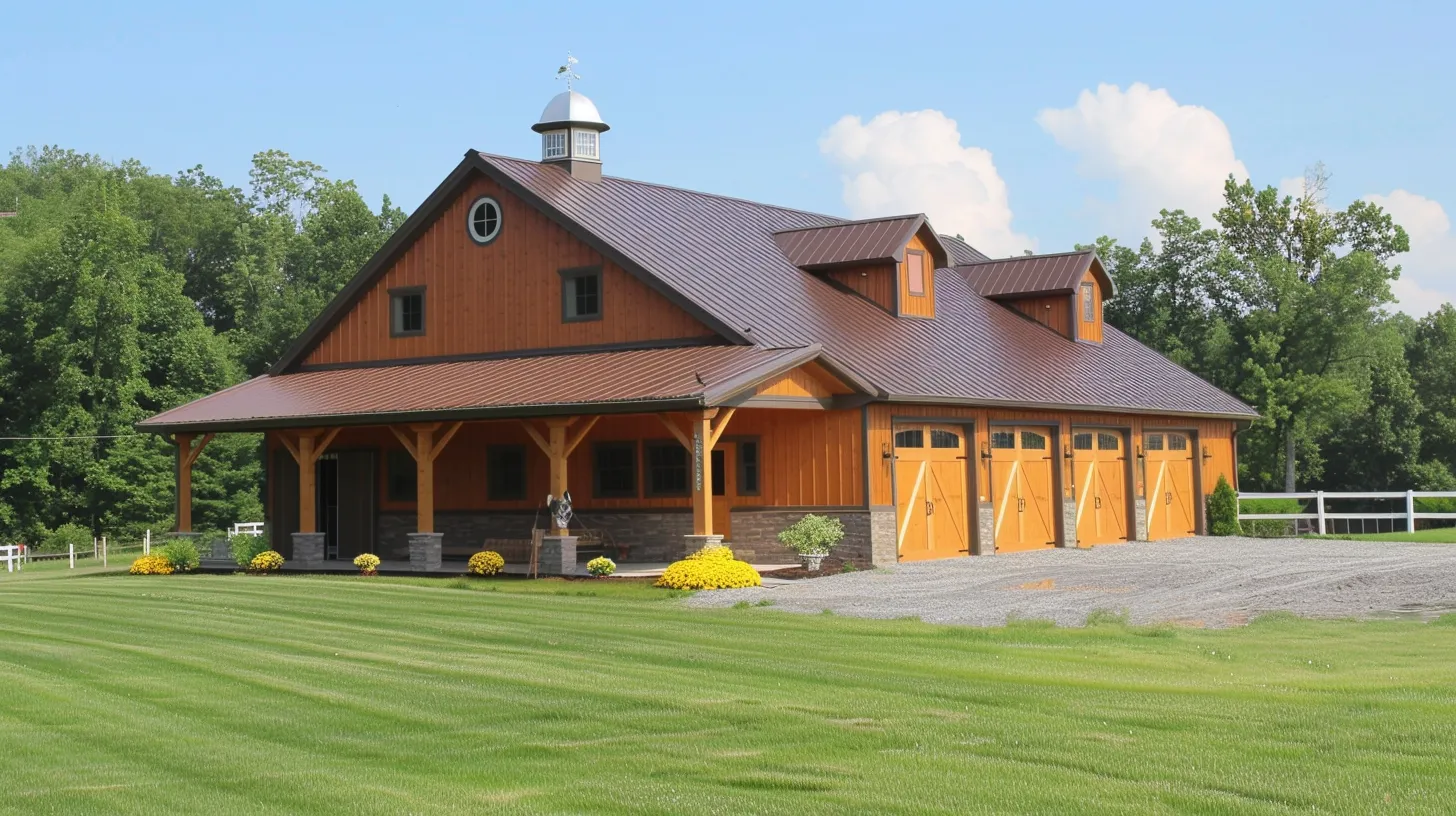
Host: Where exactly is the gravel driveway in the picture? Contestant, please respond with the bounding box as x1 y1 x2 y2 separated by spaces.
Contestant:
685 536 1456 627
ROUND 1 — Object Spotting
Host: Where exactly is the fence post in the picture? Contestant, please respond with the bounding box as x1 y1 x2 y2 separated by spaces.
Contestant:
102 535 107 567
70 540 75 569
145 529 151 555
1406 490 1416 533
1315 491 1326 535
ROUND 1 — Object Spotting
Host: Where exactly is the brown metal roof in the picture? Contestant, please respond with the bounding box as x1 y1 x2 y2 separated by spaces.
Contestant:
772 216 923 270
939 233 991 265
140 345 825 432
956 250 1117 299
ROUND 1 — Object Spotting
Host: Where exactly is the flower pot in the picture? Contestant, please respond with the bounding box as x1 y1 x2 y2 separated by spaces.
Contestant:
798 553 828 572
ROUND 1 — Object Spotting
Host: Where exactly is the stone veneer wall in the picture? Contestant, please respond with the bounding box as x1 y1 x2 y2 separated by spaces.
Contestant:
727 510 883 568
378 510 694 563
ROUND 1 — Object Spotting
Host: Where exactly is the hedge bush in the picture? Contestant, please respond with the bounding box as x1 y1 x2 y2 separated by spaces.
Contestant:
655 545 760 590
231 534 270 568
1206 476 1241 536
161 539 200 572
39 523 92 555
1238 497 1304 537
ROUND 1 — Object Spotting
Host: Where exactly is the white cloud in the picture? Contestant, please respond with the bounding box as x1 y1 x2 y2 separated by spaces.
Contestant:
819 110 1035 258
1364 189 1456 316
1036 83 1250 236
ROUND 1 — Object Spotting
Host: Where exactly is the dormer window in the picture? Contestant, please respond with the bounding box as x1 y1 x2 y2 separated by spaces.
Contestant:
906 250 927 297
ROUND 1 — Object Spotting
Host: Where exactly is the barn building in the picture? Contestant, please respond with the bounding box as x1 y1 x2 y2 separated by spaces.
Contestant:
140 83 1256 571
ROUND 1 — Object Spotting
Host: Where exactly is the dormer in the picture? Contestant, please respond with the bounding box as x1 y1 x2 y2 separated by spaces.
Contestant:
773 215 951 318
956 250 1115 343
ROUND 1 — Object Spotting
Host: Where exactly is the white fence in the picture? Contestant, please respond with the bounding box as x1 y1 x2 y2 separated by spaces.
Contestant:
1239 491 1456 535
1 544 20 573
230 522 264 537
4 531 155 572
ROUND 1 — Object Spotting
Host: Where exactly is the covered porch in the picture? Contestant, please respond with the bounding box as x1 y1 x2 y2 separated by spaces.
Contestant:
142 344 876 574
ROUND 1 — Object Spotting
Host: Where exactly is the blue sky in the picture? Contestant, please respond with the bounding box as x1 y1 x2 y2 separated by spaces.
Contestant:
5 0 1453 311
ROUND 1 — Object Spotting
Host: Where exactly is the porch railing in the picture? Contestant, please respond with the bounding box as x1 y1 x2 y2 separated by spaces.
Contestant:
1238 491 1456 535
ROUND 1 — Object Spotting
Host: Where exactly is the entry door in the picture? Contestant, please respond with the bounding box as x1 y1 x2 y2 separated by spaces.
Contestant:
894 425 970 561
711 445 734 539
316 456 340 559
989 427 1057 552
1073 430 1129 545
271 449 299 558
1145 431 1197 539
335 450 377 559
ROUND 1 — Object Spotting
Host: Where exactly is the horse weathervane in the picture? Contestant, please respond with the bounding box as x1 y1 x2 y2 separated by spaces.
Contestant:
555 54 581 90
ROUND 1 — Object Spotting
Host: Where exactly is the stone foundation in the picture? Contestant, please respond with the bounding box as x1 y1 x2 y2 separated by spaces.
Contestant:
726 510 878 568
378 510 694 564
681 534 725 559
868 508 897 567
1133 496 1149 541
538 536 577 575
291 532 325 566
407 532 443 572
975 503 995 555
1059 497 1078 548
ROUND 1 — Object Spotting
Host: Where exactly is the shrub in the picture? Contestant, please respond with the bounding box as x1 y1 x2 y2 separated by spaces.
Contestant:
354 553 381 575
468 550 505 576
230 534 270 568
1206 475 1241 536
129 555 174 575
656 545 761 590
1239 497 1303 537
161 539 200 572
249 550 285 572
777 514 845 555
586 556 616 577
39 523 92 555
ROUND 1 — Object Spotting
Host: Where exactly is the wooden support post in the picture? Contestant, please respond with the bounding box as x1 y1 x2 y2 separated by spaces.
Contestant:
279 428 340 534
665 409 735 537
522 417 591 535
388 422 463 535
173 432 215 533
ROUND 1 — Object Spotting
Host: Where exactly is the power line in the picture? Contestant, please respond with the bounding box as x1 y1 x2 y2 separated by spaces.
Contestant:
0 434 138 441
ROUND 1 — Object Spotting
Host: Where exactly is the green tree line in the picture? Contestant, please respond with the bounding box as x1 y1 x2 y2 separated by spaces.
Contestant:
0 147 403 546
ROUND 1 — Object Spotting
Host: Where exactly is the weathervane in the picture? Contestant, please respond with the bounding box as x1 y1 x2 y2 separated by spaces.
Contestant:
555 53 581 90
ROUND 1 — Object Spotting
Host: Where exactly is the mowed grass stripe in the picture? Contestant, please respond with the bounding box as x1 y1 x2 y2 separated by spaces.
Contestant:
0 575 1453 814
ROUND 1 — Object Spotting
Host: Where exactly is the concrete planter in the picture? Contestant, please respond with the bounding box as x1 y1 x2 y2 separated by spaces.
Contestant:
798 552 828 572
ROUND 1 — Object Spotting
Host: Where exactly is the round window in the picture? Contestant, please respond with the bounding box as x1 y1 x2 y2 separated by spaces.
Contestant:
466 197 502 245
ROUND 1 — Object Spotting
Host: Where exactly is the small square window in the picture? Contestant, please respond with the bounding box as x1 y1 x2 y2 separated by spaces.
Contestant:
390 288 425 337
645 442 689 497
387 450 416 501
906 250 926 297
593 442 637 498
561 267 602 322
487 445 527 501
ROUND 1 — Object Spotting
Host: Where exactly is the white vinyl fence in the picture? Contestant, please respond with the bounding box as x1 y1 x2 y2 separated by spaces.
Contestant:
4 530 156 572
1239 491 1456 535
1 544 21 573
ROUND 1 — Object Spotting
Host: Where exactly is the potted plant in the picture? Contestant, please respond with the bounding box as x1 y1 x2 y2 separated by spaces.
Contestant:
354 553 381 576
777 514 845 572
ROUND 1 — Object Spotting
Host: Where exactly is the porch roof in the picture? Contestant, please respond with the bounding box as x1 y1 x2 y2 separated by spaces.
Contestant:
139 344 837 433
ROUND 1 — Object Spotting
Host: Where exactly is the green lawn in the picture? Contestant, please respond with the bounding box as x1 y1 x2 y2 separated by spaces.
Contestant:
1 573 1455 814
1305 527 1456 543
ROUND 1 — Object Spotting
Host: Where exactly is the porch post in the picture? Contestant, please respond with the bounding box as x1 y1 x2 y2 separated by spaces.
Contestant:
389 422 461 571
691 411 714 536
546 419 570 534
297 433 316 534
172 432 213 534
279 428 339 566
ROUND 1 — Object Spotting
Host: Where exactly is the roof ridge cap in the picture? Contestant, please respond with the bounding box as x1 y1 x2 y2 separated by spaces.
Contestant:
771 213 923 236
957 248 1094 267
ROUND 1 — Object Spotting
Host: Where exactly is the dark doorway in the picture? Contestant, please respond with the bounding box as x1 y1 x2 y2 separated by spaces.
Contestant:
315 451 377 560
271 449 299 558
317 456 340 558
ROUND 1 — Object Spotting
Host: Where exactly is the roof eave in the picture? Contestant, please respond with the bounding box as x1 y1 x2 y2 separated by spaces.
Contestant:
879 393 1259 422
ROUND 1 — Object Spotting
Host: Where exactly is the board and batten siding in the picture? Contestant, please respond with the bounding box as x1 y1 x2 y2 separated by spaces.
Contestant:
303 174 715 367
897 233 936 319
1005 295 1072 337
866 404 1237 513
824 263 896 314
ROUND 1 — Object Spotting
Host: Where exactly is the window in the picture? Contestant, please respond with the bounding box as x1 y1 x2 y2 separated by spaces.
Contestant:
560 266 602 321
573 129 599 159
1098 432 1121 451
387 450 416 501
737 440 761 496
542 131 567 159
1081 282 1096 322
930 429 960 449
1168 434 1189 451
390 288 425 337
1073 432 1094 451
467 196 502 245
990 431 1016 449
1020 431 1047 451
711 449 726 497
906 250 926 297
593 442 637 498
894 429 924 449
1145 434 1164 451
645 442 689 497
487 445 526 501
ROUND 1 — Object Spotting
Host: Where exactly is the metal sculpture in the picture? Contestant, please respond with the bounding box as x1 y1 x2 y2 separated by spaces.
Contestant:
546 491 574 532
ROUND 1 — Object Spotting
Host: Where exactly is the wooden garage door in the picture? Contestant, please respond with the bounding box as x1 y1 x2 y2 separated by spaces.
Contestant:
1073 430 1128 545
989 428 1057 552
894 425 970 561
1145 431 1197 539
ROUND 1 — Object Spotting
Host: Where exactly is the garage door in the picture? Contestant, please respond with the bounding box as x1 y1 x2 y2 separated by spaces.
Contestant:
1145 431 1197 539
1073 430 1128 545
894 425 970 561
989 427 1057 552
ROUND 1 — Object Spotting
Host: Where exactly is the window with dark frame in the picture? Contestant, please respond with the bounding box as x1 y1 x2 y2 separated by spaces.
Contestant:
990 431 1016 449
1081 282 1096 322
386 450 417 501
906 250 926 296
1168 434 1189 451
644 442 689 497
1098 432 1121 451
561 266 602 321
486 445 527 501
390 288 425 336
711 449 726 497
894 429 924 448
1020 431 1048 450
737 440 761 496
1145 434 1165 451
593 442 637 498
1073 432 1094 450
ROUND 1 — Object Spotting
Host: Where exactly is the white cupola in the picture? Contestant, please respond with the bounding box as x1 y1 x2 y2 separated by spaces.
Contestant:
533 55 610 181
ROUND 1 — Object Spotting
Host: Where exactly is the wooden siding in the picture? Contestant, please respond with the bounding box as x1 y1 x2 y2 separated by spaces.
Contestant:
1078 271 1104 343
868 404 1237 518
824 263 896 313
754 362 853 398
266 407 864 520
303 174 715 367
897 234 935 318
1005 295 1072 337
